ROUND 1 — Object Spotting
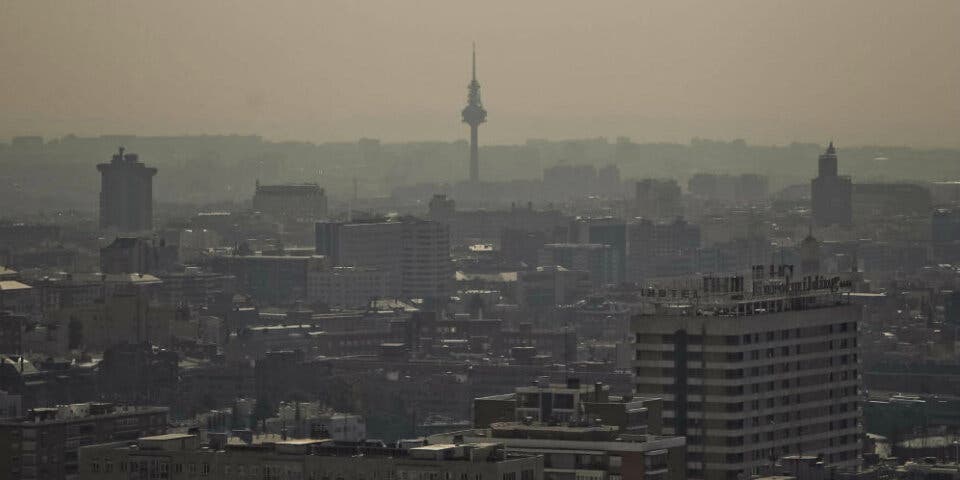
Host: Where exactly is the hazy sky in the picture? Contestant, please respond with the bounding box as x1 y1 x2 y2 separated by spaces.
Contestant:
1 1 958 147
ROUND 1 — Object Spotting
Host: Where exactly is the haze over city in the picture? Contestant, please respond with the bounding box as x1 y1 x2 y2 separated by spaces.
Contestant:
1 0 958 146
3 3 960 480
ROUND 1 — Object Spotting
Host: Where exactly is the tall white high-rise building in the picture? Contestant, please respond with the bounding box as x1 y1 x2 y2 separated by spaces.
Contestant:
400 218 453 301
632 267 861 480
316 217 452 302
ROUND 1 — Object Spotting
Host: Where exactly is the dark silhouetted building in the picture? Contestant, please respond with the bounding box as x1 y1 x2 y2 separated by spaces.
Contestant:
799 230 822 275
208 255 326 305
99 237 177 274
688 174 768 205
626 218 700 281
516 266 591 309
252 182 328 220
811 142 852 227
0 312 25 355
933 208 960 262
538 243 616 288
97 147 156 232
98 343 179 407
635 179 683 220
853 182 931 218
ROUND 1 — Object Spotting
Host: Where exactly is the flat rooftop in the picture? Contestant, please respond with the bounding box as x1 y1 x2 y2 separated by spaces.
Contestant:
141 433 195 441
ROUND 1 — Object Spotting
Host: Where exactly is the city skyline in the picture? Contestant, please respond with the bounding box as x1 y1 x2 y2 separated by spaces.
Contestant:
1 1 958 147
3 3 960 480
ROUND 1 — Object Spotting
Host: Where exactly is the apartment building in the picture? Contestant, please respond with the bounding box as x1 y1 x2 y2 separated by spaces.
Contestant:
632 267 862 480
0 403 167 480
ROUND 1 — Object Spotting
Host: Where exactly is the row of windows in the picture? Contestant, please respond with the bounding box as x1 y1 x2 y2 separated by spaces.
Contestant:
685 422 859 448
635 362 859 381
636 323 857 346
636 372 860 399
650 386 861 411
636 338 856 362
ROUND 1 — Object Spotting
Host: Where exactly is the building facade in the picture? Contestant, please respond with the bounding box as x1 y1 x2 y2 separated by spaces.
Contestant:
316 218 453 302
516 266 592 309
632 270 862 480
400 219 454 301
208 255 326 305
626 218 701 282
306 266 391 308
539 243 617 288
0 403 167 480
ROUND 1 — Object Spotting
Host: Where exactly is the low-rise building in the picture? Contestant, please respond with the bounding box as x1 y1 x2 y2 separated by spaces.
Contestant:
0 403 167 480
208 254 327 305
79 434 542 480
431 424 684 480
539 243 616 288
306 266 391 308
462 379 684 480
516 266 591 309
474 379 663 435
157 268 236 307
100 237 177 275
264 402 366 442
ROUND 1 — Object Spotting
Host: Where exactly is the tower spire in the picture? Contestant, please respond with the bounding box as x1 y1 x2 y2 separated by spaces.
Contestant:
472 42 477 82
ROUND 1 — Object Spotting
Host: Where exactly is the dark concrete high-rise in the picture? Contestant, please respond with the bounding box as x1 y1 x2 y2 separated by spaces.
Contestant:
461 44 487 183
811 142 852 227
97 147 157 232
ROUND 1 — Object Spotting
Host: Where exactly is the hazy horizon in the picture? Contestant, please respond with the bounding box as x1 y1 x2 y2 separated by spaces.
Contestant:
2 1 958 148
